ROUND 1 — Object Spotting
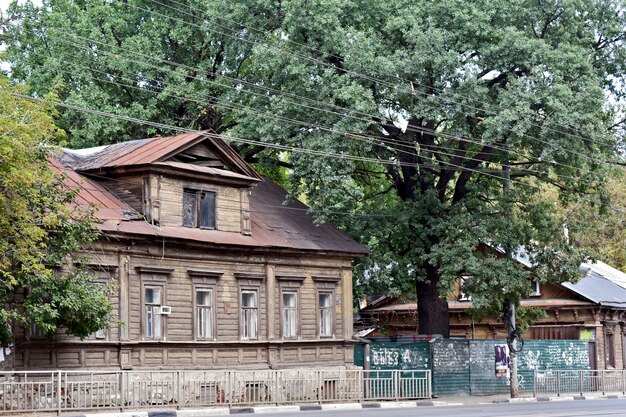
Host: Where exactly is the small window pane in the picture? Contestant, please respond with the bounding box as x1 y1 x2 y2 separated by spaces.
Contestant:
183 190 198 227
146 288 160 304
241 290 258 340
283 293 296 307
145 287 162 339
319 293 331 307
282 292 297 338
319 293 333 337
196 289 213 339
197 290 212 306
199 191 216 228
242 291 257 307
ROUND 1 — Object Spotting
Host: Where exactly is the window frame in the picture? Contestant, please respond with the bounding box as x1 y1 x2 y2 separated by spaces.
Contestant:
194 287 215 340
317 291 335 338
606 331 616 368
240 288 259 340
530 281 541 297
183 188 217 229
459 276 471 301
281 290 299 339
143 284 164 340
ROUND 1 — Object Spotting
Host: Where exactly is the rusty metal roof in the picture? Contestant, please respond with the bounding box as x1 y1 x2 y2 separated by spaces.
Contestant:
65 132 200 170
53 145 367 255
64 132 262 181
50 157 135 221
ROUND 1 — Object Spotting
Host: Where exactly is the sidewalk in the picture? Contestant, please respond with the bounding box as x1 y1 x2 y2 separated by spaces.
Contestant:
48 392 626 417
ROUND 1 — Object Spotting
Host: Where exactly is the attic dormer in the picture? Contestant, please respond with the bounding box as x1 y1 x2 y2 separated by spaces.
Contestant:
67 132 261 235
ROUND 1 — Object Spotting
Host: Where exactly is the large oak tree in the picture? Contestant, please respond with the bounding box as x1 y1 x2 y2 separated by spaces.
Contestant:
4 0 625 335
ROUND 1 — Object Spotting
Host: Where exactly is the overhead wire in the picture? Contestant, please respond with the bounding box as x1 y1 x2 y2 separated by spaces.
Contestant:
40 27 621 173
24 30 616 182
157 0 621 149
28 51 613 188
137 0 621 154
5 88 620 218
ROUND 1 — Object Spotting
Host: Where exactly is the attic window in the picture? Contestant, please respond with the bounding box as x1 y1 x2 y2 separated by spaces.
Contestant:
183 188 216 229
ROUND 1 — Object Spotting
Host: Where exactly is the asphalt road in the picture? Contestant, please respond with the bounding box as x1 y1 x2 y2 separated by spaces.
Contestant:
234 399 626 417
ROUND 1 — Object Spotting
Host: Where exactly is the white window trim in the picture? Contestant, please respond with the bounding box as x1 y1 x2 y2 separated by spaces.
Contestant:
143 284 165 340
194 287 216 340
317 291 335 338
459 276 471 301
281 290 299 339
530 281 541 297
241 289 259 340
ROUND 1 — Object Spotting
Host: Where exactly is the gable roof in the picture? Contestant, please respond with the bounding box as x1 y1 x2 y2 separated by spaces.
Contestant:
63 131 262 181
54 133 367 256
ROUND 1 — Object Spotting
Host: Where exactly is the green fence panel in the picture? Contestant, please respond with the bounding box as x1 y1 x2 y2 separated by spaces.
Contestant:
518 340 590 391
432 339 470 396
469 340 510 395
356 338 590 397
355 341 431 398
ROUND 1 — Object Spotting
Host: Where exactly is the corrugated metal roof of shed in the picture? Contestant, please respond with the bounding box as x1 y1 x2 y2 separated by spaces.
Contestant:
562 270 626 307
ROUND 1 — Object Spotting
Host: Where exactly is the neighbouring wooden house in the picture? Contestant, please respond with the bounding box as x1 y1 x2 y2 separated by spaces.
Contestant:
356 261 626 371
11 132 367 370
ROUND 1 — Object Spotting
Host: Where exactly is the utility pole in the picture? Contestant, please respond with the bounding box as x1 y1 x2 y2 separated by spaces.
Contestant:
503 154 519 398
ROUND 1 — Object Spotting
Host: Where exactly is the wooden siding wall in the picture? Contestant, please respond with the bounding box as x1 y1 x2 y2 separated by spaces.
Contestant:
13 241 355 370
155 176 244 232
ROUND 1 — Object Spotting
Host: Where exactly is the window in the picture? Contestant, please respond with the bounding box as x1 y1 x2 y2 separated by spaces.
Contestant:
241 290 258 340
459 276 471 301
530 281 541 297
319 292 333 337
145 286 163 339
606 332 616 368
183 189 216 228
282 291 298 338
30 322 46 339
196 289 214 339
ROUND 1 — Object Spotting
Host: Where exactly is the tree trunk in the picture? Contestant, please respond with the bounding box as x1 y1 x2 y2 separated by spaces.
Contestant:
416 264 450 337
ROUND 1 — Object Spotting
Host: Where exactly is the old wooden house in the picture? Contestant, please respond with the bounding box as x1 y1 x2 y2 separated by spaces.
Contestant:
356 261 626 371
12 132 367 370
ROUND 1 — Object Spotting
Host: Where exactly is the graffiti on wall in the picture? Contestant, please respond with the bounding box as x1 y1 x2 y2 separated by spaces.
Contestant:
370 345 430 369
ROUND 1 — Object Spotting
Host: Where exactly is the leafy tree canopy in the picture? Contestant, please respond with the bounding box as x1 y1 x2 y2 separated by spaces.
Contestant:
3 0 626 335
0 75 112 345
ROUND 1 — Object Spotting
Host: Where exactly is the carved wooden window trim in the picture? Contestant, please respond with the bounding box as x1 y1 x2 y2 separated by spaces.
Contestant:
189 268 222 341
277 276 304 340
137 266 172 341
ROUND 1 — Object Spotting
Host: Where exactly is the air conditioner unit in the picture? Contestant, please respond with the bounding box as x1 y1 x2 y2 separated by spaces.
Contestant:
159 306 172 315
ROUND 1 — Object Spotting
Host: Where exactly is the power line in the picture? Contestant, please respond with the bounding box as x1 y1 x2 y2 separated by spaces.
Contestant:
42 27 621 172
27 31 617 180
137 0 621 154
35 54 612 188
5 88 617 217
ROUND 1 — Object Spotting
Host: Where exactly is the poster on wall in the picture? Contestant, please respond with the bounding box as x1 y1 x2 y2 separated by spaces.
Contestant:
495 344 510 379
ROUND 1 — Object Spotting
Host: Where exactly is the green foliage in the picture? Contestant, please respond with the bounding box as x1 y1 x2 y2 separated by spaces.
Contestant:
3 0 626 332
0 75 112 345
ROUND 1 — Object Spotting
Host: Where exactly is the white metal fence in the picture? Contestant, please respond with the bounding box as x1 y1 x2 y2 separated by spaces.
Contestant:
534 370 626 396
0 369 431 414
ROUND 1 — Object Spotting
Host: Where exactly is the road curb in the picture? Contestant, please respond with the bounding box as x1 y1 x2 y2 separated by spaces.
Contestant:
81 401 431 417
80 395 626 417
